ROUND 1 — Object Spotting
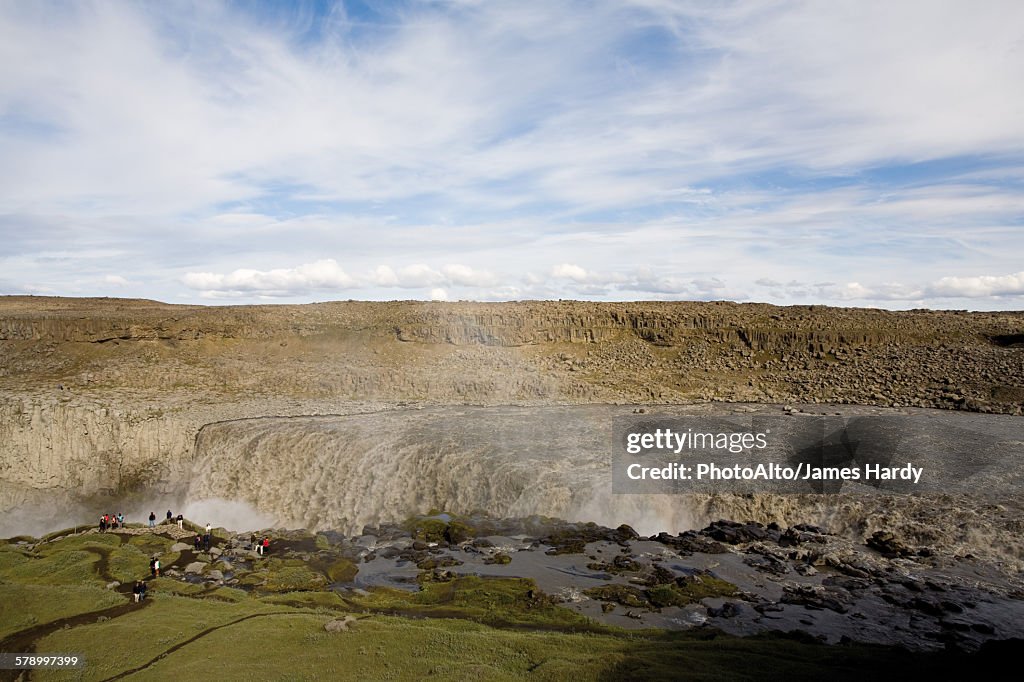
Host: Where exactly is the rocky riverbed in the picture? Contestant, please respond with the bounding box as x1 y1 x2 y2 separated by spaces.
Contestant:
72 513 1021 653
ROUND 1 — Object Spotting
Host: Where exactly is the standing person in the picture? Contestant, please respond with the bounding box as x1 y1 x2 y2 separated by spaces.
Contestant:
250 533 258 552
166 510 173 523
149 558 156 578
148 512 156 528
205 522 212 535
176 514 184 530
99 516 106 532
132 581 143 603
193 535 201 550
262 537 269 555
117 512 124 528
153 557 160 577
203 533 211 552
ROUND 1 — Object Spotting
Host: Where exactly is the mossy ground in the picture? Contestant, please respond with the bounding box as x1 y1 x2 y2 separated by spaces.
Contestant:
0 529 1006 680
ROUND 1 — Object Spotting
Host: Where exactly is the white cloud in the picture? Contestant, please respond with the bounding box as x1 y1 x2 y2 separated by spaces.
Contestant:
1 2 1023 309
550 264 590 282
429 287 448 301
441 264 497 287
182 259 357 297
925 272 1024 298
102 274 129 286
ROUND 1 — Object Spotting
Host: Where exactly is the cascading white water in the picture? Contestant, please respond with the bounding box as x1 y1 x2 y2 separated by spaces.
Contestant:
184 405 1024 569
186 406 699 536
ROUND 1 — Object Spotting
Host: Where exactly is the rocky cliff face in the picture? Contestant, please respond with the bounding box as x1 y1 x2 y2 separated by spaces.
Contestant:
0 296 1021 539
0 397 194 509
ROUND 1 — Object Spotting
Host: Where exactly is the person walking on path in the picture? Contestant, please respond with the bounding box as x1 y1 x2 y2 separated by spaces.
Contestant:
148 512 156 528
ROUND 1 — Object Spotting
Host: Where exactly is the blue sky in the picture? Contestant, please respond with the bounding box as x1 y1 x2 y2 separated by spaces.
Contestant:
1 0 1023 307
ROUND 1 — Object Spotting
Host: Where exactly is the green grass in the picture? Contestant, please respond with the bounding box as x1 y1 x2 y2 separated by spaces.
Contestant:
259 590 349 611
126 532 175 555
348 576 598 631
107 544 151 583
0 584 124 638
34 612 950 682
0 549 102 586
33 594 284 681
38 533 122 553
259 558 329 592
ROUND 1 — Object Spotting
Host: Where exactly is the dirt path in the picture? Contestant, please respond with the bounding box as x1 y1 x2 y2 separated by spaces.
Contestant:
100 611 301 681
0 600 151 682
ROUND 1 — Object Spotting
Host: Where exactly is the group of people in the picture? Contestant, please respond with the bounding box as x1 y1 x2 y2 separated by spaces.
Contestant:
193 533 213 551
98 513 124 531
250 533 270 555
147 510 185 529
131 580 148 603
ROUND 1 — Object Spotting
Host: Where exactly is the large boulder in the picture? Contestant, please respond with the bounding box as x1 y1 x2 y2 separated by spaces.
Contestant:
324 616 357 633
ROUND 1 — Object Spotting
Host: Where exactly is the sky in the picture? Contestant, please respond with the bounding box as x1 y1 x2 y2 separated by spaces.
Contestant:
1 0 1022 308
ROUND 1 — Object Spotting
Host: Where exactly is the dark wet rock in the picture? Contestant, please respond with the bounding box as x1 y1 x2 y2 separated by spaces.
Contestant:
653 531 728 555
822 576 871 591
866 530 914 558
416 556 463 570
587 555 642 574
704 520 773 544
376 546 402 559
483 553 512 565
707 601 744 619
541 522 612 554
613 524 640 543
471 538 494 549
354 535 377 548
792 523 827 535
781 585 852 613
644 564 677 587
743 553 791 575
779 526 828 547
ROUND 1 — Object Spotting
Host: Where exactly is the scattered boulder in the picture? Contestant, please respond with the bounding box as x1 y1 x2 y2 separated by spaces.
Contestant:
324 616 358 633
